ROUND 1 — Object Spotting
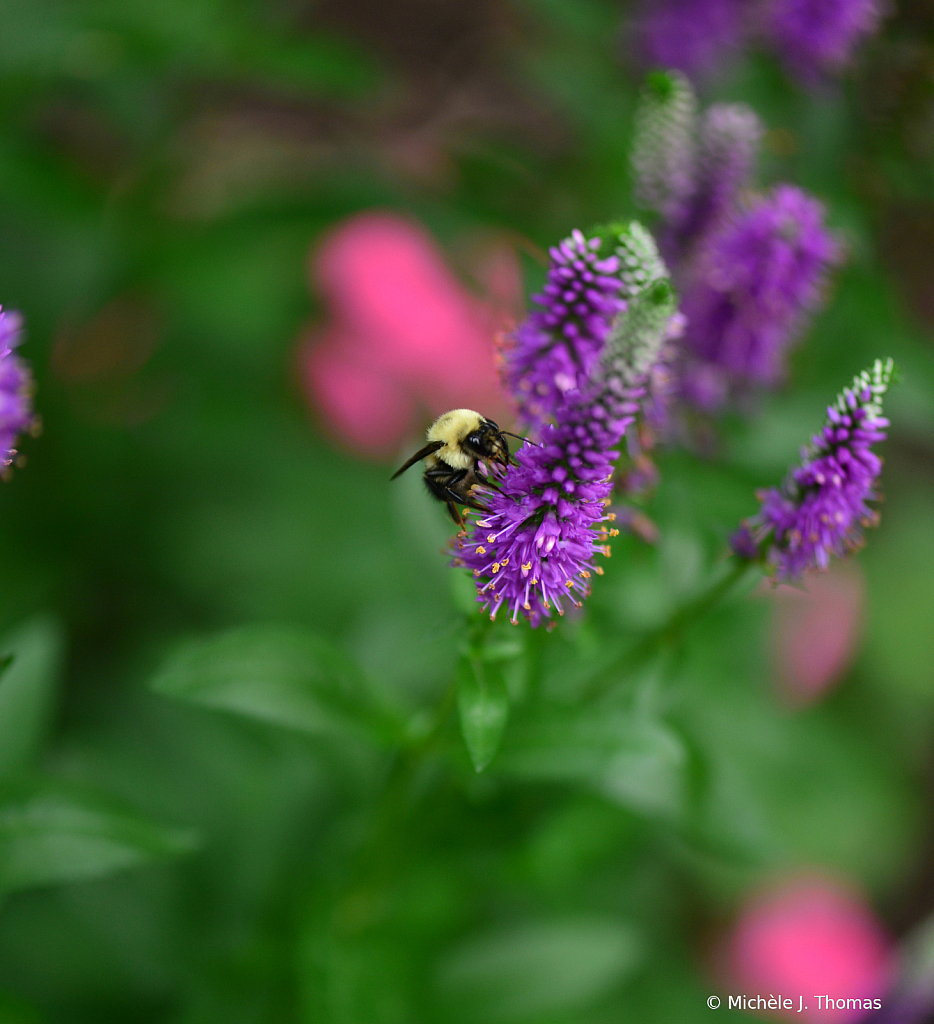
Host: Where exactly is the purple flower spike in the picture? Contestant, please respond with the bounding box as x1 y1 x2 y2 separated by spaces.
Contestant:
0 308 35 470
457 276 676 626
501 230 624 434
733 359 894 578
764 0 881 82
681 184 839 399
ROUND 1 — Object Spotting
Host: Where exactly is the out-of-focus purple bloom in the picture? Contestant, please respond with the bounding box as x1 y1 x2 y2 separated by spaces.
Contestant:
500 230 624 434
732 359 894 578
456 273 676 626
0 309 34 470
664 103 762 267
630 0 748 79
630 76 761 276
629 77 841 414
681 184 839 399
764 0 881 81
626 0 882 87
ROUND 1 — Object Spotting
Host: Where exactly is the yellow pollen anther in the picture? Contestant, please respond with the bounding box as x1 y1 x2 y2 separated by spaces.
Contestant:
487 534 496 543
531 578 538 585
607 513 617 521
523 602 531 610
566 579 575 588
492 563 500 573
473 569 481 576
595 566 604 575
580 570 591 578
609 528 619 537
501 557 509 566
521 561 531 573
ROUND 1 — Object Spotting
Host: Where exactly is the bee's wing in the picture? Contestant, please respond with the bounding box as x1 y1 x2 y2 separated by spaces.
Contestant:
390 440 444 480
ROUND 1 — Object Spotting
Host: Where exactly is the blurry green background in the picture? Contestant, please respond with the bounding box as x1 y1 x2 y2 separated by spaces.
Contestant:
0 1 933 1022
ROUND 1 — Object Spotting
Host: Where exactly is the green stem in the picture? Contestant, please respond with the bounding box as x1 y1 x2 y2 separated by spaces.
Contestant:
350 608 489 882
584 557 755 700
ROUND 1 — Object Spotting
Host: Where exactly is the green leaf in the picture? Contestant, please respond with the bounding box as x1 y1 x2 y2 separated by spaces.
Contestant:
498 711 687 819
457 656 509 772
436 917 643 1021
0 616 65 775
0 780 198 894
151 624 395 743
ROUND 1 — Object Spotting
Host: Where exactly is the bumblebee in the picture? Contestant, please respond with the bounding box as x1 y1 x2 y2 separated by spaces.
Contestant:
391 409 513 526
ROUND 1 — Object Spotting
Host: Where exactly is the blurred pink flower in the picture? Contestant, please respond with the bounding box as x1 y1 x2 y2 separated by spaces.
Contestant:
727 875 892 1022
301 211 519 456
770 563 865 704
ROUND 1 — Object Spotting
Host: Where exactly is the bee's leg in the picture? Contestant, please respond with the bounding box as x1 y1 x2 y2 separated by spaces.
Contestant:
424 469 466 526
441 469 490 520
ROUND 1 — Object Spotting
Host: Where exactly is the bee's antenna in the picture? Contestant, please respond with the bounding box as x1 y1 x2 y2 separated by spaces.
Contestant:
502 431 537 446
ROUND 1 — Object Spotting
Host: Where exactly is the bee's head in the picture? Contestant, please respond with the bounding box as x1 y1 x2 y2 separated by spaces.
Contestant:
464 419 509 467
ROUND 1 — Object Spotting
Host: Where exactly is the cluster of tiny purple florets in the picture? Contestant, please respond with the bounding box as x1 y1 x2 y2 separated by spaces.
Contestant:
0 308 34 469
453 375 644 625
732 359 893 578
501 230 624 436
